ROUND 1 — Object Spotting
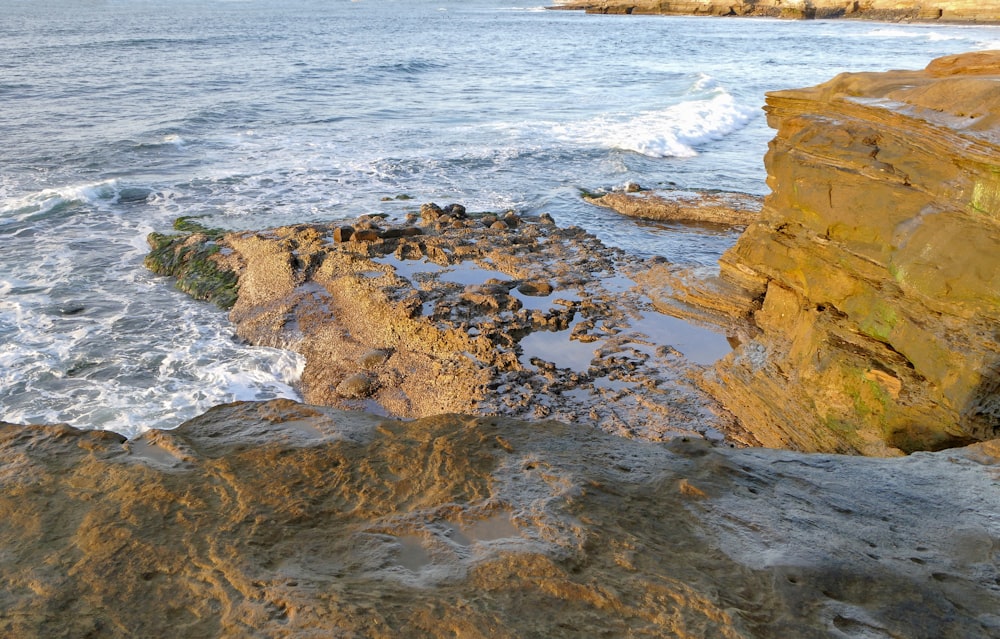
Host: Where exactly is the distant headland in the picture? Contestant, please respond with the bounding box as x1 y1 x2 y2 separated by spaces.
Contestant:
551 0 1000 23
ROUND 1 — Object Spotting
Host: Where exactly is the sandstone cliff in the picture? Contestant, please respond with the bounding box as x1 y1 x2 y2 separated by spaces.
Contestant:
683 51 1000 454
554 0 1000 22
1 400 997 637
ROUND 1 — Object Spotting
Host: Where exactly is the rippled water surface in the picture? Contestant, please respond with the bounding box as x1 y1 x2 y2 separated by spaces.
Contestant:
3 0 998 435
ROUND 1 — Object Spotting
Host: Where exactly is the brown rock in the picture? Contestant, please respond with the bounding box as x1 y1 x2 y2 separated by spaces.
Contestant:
702 51 1000 454
0 401 996 637
333 226 355 243
420 202 444 222
517 280 555 296
585 189 762 226
553 0 1000 22
336 372 375 398
351 229 381 243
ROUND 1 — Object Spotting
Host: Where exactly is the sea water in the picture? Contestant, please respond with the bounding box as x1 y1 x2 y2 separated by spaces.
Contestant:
2 0 998 437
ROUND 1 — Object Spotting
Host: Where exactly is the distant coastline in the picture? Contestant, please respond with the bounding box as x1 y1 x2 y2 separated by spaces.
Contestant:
550 0 1000 23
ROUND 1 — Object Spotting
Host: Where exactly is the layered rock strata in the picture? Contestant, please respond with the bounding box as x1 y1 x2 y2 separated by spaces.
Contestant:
554 0 1000 22
681 51 1000 455
1 400 998 638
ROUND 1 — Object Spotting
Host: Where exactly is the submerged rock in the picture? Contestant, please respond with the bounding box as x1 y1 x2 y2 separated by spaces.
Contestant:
0 401 997 637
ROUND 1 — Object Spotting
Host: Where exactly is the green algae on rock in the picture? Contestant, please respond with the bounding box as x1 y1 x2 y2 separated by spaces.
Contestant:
144 229 240 310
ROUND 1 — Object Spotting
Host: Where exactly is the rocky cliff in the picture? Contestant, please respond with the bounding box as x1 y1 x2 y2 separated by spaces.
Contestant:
1 400 997 637
686 51 1000 455
554 0 1000 22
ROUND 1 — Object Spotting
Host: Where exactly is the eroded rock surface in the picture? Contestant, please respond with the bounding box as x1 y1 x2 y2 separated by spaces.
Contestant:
1 400 997 638
148 209 738 441
584 187 762 227
554 0 1000 22
667 51 1000 455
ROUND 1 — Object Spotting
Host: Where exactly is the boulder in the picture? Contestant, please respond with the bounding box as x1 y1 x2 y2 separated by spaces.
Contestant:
703 51 1000 454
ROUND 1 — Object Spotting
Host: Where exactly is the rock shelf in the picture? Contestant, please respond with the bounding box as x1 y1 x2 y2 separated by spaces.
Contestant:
147 206 739 442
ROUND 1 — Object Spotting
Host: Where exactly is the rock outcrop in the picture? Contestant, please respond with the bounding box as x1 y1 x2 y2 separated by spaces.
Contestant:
146 210 738 441
583 187 763 227
554 0 1000 22
1 400 998 638
679 51 1000 455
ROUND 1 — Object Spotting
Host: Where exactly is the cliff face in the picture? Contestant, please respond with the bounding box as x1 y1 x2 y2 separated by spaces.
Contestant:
1 400 998 637
555 0 1000 22
703 51 1000 455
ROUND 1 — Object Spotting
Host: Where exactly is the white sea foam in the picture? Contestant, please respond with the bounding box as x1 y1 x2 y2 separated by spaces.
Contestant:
553 85 758 158
0 180 119 221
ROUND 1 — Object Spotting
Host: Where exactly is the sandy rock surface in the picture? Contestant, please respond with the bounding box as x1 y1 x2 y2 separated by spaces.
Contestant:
1 399 997 638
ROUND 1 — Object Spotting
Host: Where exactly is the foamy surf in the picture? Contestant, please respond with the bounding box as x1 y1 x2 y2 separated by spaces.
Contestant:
552 80 758 158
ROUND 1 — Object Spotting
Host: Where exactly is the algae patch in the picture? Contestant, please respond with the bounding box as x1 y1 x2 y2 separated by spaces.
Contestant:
144 218 238 309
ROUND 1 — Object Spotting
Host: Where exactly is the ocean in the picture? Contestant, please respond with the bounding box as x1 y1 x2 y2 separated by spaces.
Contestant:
3 0 998 437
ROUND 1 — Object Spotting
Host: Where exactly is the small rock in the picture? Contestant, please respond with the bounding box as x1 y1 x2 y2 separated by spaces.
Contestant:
351 229 381 242
420 203 444 222
490 221 508 231
539 212 555 225
336 373 375 398
517 281 554 297
333 226 355 243
359 349 391 370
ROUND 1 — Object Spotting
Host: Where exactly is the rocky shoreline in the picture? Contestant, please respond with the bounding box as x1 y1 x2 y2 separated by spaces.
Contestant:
1 51 999 637
146 200 751 443
551 0 1000 23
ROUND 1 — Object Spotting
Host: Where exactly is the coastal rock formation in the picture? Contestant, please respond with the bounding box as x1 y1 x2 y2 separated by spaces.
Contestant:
554 0 1000 22
1 400 998 638
686 51 1000 455
583 187 763 227
146 210 737 441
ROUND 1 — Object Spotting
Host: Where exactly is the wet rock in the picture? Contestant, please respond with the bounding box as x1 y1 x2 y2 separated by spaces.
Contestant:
333 226 355 243
420 202 444 222
144 232 239 309
336 372 375 398
351 229 381 243
445 203 467 219
584 189 762 226
359 349 391 370
516 280 554 296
